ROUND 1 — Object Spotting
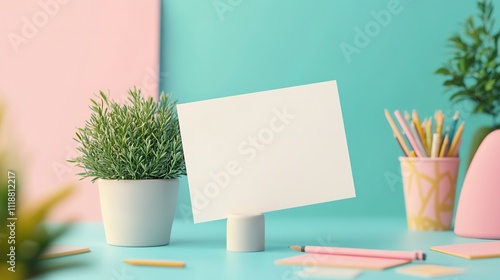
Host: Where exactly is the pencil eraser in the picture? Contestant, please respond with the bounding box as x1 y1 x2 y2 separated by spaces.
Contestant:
226 213 265 252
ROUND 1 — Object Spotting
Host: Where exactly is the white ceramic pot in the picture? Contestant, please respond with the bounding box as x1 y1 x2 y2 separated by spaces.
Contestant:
98 179 179 246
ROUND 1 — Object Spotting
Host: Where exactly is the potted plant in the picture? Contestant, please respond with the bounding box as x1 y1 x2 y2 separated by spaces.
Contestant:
435 0 500 239
435 0 500 163
69 88 186 246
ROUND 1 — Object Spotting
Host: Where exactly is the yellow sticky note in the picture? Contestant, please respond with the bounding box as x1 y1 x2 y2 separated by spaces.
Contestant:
396 265 465 278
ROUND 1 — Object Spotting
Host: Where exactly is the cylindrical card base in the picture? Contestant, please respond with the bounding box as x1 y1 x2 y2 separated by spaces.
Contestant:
226 213 265 252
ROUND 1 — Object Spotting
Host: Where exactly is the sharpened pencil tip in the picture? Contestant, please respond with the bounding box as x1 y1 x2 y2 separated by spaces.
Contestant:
405 111 412 122
289 245 302 252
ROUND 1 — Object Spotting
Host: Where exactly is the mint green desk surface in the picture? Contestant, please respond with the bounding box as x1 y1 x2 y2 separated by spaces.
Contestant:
38 216 499 280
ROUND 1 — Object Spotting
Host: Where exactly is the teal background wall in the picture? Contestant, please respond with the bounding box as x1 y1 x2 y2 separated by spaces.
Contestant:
160 0 496 221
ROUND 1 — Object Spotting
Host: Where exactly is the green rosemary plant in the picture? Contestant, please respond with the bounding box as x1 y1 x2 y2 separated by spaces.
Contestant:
69 88 186 182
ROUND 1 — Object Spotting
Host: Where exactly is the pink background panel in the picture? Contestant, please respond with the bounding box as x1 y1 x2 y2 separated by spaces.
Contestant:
0 0 160 221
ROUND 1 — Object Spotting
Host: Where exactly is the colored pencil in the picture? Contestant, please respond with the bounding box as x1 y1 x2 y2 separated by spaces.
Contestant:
394 136 410 157
435 110 444 137
439 134 449 158
124 259 185 268
410 122 428 157
448 111 460 144
401 130 413 154
394 110 424 157
289 245 426 261
448 122 465 157
404 111 412 126
425 118 432 155
431 133 440 158
412 110 427 149
385 109 463 158
384 109 412 157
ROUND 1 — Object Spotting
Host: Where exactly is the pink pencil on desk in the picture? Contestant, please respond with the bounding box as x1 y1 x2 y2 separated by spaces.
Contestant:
394 110 424 157
289 245 426 261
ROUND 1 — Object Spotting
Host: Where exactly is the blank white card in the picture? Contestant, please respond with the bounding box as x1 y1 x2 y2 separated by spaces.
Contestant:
177 81 355 223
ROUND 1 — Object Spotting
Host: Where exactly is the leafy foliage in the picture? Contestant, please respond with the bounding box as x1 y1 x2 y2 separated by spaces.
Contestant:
69 88 186 182
435 0 500 125
0 185 75 279
0 101 76 280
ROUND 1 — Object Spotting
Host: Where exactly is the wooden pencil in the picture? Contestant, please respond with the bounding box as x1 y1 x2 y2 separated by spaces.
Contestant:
448 122 465 157
124 259 185 268
439 134 449 157
384 109 413 157
411 110 427 150
434 110 444 137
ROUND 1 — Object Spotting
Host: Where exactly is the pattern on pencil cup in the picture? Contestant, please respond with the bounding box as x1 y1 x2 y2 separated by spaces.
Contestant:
399 157 459 231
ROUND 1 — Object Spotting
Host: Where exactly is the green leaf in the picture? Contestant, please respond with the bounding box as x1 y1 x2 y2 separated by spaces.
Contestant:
467 16 474 29
443 76 464 87
443 79 456 86
449 36 467 50
478 0 486 13
458 58 467 73
435 67 451 75
487 60 497 68
485 79 495 91
450 90 472 101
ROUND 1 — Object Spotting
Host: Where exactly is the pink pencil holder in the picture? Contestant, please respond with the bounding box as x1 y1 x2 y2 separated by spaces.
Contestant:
399 157 459 231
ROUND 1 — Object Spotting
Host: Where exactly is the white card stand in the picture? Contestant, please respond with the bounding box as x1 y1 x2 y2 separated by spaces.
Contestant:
226 213 265 252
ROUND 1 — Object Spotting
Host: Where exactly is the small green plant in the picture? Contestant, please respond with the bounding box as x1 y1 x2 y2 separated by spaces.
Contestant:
0 101 76 280
435 0 500 126
70 88 186 182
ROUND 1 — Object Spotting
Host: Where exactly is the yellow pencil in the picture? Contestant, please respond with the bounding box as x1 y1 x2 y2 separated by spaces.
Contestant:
439 134 449 157
425 118 432 155
422 118 428 141
435 110 444 136
124 259 185 268
448 122 465 157
384 109 413 157
412 110 426 150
